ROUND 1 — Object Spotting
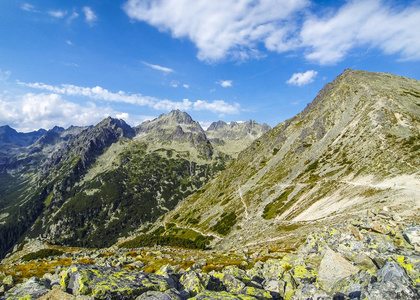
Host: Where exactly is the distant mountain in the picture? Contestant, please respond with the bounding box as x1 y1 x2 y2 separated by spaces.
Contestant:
0 125 46 148
161 69 420 249
206 120 271 157
135 110 214 160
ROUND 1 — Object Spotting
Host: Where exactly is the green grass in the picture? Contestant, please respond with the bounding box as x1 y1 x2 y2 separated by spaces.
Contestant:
210 212 237 235
118 234 211 250
262 187 294 220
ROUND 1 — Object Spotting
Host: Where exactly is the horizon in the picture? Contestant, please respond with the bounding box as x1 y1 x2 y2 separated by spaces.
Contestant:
1 1 420 132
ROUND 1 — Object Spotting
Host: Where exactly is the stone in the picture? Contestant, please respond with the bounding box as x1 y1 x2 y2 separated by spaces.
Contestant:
38 289 75 300
0 277 51 300
317 247 359 291
377 261 410 284
179 270 205 296
191 290 258 299
60 264 172 299
403 225 420 247
135 289 182 300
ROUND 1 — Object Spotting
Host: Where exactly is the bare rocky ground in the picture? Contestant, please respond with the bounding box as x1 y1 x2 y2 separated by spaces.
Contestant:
1 208 419 300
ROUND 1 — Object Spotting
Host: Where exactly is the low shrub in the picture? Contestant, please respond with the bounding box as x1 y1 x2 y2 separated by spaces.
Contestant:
22 249 64 262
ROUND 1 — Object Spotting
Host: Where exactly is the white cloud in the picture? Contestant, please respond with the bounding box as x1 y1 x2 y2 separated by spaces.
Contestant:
66 40 73 46
183 84 189 89
193 100 240 114
142 61 174 73
286 70 317 87
48 10 66 18
0 69 11 81
0 93 154 132
123 0 420 64
83 6 97 25
218 80 233 88
21 3 37 12
18 81 241 115
301 0 420 64
170 81 179 88
199 121 212 130
67 11 79 23
123 0 308 62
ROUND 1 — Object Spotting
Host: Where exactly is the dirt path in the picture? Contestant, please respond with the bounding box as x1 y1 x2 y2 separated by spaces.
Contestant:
165 221 224 240
238 186 249 219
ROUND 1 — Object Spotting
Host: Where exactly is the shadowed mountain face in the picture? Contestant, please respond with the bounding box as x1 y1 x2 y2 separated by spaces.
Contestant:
0 112 267 258
162 69 420 249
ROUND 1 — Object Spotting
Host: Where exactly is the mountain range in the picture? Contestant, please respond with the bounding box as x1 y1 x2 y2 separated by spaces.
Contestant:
0 111 270 258
1 69 420 299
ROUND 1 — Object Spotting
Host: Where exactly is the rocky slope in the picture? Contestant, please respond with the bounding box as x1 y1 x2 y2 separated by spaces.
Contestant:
1 210 419 299
160 69 420 250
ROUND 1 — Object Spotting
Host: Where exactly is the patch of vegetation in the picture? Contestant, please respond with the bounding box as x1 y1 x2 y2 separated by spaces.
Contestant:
118 234 211 250
360 188 381 198
403 90 420 99
187 217 200 225
262 187 294 220
305 160 319 172
22 249 64 262
0 257 72 284
272 148 280 155
16 240 28 252
210 212 237 235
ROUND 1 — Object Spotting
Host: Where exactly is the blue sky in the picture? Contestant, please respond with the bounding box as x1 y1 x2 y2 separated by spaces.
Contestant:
1 0 420 132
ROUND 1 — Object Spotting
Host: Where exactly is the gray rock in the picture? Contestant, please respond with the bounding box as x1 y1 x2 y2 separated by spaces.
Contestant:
362 280 419 300
378 261 410 284
403 226 420 247
61 264 172 299
191 290 258 299
136 289 182 300
0 277 51 300
318 247 359 291
179 270 205 296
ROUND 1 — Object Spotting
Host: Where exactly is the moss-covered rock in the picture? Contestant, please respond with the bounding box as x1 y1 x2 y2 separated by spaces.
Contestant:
60 264 172 299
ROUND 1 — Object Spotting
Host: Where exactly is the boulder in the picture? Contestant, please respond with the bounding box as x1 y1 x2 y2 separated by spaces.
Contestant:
317 247 359 291
0 277 50 300
179 270 205 297
403 226 420 247
60 264 172 299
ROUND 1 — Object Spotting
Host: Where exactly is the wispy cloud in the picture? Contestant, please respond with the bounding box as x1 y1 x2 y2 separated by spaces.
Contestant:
142 61 174 74
218 80 233 88
83 6 97 25
21 3 38 12
123 0 420 64
286 70 317 87
183 84 189 89
0 69 11 81
67 11 79 23
18 81 241 115
48 10 66 18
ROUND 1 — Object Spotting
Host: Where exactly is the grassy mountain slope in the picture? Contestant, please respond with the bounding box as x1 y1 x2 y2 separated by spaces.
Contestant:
161 69 420 249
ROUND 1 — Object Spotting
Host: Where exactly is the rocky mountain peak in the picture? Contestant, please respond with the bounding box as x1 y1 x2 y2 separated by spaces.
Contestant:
207 120 228 131
96 117 135 139
167 109 194 124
